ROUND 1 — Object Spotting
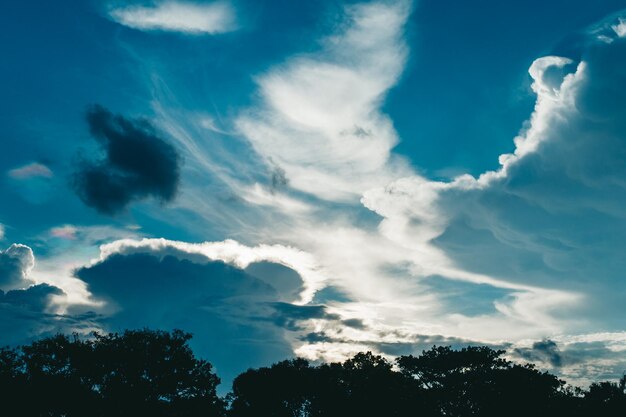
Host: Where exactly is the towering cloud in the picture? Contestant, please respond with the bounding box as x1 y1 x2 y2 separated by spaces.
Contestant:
73 238 332 384
72 105 181 215
362 14 626 337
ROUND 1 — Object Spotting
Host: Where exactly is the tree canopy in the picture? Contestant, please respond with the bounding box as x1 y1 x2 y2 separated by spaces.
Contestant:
0 329 224 417
0 329 624 416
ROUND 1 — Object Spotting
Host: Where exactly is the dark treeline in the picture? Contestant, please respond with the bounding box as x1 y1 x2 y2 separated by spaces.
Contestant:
0 330 624 416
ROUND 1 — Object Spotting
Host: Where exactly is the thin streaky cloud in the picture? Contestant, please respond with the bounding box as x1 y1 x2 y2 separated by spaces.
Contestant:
109 1 237 34
7 162 53 179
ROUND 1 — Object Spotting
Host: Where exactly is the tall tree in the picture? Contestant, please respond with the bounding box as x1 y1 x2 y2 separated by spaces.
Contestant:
0 329 225 417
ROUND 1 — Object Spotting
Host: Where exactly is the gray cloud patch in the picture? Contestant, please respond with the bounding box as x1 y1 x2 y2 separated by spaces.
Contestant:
270 165 288 192
342 318 366 329
514 339 563 367
244 261 304 303
268 302 340 331
1 283 63 312
72 105 181 215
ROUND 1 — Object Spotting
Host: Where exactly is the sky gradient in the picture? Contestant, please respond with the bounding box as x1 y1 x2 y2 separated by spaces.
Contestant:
2 0 626 388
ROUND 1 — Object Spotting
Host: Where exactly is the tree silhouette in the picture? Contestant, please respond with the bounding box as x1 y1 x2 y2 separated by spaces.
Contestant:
229 358 316 417
397 346 569 417
0 329 224 417
1 331 624 416
583 377 626 415
229 345 625 417
229 351 434 416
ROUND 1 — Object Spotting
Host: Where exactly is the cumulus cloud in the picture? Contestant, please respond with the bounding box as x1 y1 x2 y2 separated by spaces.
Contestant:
96 238 327 304
109 1 237 34
361 12 626 336
72 239 333 383
72 105 181 215
0 245 82 345
0 288 100 346
1 284 64 313
7 162 53 179
0 244 36 290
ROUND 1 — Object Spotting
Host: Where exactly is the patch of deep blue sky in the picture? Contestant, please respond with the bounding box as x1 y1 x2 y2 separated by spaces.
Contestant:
1 0 625 247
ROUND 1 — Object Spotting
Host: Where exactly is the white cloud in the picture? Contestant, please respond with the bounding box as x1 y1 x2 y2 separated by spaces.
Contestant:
0 224 4 240
109 1 237 34
97 237 327 304
236 0 413 202
613 18 626 37
7 162 53 179
360 15 626 340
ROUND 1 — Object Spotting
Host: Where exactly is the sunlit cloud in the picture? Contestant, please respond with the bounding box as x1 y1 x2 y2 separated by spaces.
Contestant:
5 0 626 388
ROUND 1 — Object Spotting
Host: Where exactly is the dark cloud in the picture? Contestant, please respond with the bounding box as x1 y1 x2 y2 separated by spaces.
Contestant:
0 244 35 290
268 302 340 331
270 166 288 191
0 283 100 346
311 285 353 304
1 283 63 311
74 251 309 385
299 331 334 343
245 261 304 303
342 318 366 329
296 328 494 358
72 105 181 215
515 339 563 368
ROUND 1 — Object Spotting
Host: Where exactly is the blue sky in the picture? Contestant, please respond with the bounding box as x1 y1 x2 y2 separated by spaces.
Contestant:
2 0 626 388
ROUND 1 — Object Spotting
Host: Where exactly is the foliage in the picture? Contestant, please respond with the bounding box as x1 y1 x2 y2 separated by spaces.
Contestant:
0 329 224 417
1 330 624 416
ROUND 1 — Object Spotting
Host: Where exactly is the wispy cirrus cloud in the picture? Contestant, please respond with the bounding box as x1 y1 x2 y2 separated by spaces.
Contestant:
237 0 413 202
109 1 237 34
